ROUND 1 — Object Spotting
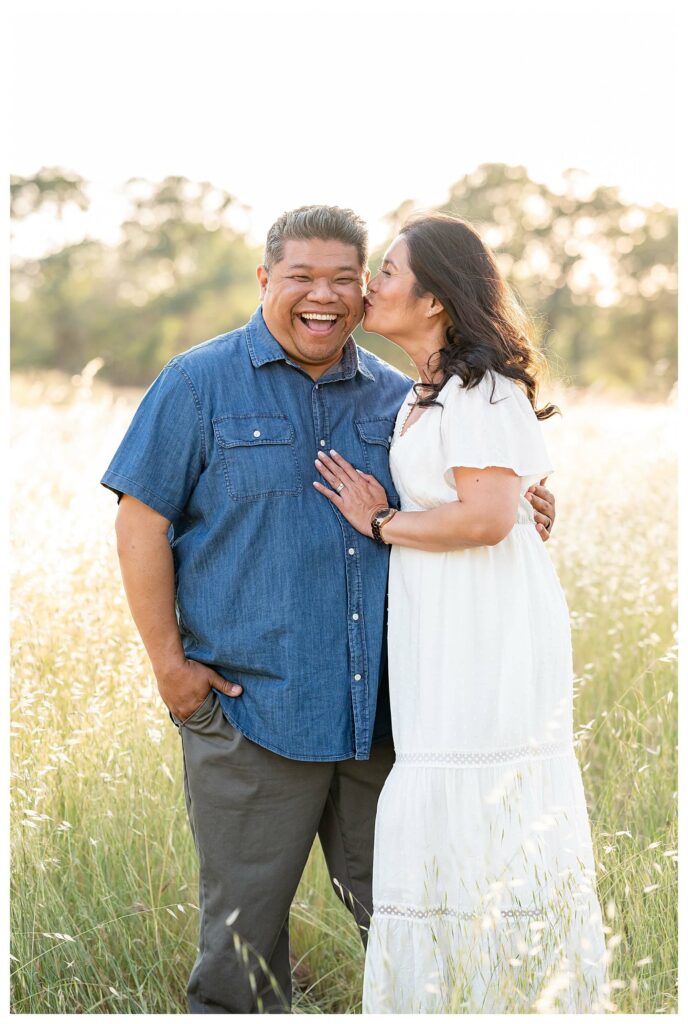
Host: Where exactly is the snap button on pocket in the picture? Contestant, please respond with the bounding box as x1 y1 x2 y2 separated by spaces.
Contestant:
213 413 302 500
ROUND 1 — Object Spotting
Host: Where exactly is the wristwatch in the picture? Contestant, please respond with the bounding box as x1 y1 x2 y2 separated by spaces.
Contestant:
371 507 398 544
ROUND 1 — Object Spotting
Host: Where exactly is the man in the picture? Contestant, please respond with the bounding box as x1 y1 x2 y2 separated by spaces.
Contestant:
102 206 556 1013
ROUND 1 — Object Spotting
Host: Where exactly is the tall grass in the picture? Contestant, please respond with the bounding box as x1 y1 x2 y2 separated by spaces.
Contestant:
10 372 677 1013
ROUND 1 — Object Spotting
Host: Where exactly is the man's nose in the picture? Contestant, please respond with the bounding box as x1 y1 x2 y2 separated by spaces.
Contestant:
307 278 338 302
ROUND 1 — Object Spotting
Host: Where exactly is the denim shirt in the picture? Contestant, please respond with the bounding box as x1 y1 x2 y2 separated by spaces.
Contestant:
101 307 412 761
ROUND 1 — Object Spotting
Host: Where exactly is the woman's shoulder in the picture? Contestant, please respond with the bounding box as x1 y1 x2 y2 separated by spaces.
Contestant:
442 371 529 407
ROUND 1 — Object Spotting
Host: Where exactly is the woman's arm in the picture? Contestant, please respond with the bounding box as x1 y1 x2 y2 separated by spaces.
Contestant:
314 450 521 553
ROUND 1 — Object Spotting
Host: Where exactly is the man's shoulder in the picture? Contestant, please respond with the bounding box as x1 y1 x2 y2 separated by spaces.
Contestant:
355 344 413 393
169 323 248 377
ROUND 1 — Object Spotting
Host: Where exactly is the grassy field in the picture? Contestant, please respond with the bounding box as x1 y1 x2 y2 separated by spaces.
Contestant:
10 370 677 1013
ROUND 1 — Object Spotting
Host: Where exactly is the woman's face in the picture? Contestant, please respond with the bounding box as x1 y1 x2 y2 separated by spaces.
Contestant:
362 236 426 341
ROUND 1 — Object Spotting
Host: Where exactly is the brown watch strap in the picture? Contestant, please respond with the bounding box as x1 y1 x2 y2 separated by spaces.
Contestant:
371 508 398 544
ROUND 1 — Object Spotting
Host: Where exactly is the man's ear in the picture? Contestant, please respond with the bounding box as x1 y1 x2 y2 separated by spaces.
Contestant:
363 267 371 286
257 265 269 298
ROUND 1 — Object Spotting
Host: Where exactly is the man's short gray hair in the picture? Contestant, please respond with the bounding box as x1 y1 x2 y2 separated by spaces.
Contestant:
263 205 368 271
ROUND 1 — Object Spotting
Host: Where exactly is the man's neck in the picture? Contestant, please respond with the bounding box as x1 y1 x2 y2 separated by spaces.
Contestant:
302 352 345 381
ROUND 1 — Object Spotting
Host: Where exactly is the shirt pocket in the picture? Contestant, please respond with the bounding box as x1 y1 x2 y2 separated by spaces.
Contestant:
355 418 399 507
212 413 302 500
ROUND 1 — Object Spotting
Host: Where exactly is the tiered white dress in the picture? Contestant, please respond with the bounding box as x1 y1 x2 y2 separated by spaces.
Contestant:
363 373 608 1014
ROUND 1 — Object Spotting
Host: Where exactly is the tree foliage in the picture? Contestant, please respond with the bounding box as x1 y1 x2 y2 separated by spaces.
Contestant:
10 165 676 396
11 167 89 219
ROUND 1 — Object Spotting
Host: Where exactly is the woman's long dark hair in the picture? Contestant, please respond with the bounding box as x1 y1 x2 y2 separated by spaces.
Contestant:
400 214 558 420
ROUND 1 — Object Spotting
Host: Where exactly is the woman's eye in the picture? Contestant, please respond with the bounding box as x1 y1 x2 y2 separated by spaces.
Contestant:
381 269 391 276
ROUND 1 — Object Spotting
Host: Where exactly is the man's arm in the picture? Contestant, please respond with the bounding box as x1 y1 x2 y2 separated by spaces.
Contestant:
115 494 242 721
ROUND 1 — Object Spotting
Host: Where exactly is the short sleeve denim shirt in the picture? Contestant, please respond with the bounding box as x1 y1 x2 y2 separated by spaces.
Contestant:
102 307 411 761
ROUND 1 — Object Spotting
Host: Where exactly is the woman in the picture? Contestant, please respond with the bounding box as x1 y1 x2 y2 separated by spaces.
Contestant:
313 215 608 1013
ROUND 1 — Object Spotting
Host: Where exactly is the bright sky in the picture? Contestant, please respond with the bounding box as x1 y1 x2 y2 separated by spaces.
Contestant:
9 0 678 257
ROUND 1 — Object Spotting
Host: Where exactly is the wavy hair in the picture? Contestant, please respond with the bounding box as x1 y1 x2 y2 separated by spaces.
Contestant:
400 214 558 420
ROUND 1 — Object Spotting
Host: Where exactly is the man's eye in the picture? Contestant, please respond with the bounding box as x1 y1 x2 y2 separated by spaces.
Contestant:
335 278 357 284
290 276 310 282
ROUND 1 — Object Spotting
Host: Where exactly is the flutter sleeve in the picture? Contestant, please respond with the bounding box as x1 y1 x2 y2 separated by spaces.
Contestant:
439 373 554 492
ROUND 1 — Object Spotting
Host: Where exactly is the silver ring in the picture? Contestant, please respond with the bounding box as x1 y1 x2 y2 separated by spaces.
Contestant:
336 482 345 494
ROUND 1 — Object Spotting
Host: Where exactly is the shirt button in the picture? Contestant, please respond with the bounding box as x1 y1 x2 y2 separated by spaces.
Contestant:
320 439 326 447
253 430 261 438
352 613 359 621
354 673 362 681
388 435 392 442
348 548 355 556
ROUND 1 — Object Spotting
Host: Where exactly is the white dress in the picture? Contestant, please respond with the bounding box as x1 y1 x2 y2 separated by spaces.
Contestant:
363 373 608 1014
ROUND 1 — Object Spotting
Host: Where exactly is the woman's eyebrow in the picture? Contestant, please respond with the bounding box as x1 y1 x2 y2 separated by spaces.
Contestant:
382 258 398 269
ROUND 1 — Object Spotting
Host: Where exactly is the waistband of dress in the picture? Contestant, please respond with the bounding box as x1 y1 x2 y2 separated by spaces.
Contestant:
394 741 574 768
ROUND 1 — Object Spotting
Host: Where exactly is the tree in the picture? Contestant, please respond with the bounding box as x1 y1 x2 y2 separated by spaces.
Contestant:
11 174 262 384
10 167 89 220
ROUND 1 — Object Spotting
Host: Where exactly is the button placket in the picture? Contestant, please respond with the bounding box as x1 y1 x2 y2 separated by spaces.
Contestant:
310 377 369 756
311 381 329 454
344 531 368 753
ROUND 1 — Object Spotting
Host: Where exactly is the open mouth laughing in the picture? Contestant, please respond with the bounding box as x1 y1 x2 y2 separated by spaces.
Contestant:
297 312 342 336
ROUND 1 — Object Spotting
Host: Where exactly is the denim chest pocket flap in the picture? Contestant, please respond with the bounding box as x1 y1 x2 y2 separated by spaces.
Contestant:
213 413 302 500
355 418 399 503
356 418 395 448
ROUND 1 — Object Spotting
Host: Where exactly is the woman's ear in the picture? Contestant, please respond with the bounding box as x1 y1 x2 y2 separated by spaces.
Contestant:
426 294 446 319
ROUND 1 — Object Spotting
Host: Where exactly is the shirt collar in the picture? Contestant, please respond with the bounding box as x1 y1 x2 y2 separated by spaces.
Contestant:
245 306 375 383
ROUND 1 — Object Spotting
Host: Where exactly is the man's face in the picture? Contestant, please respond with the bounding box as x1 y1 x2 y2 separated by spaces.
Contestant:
257 239 368 378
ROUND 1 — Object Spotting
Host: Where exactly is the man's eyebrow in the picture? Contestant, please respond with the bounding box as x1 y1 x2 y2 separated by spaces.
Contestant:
286 262 360 272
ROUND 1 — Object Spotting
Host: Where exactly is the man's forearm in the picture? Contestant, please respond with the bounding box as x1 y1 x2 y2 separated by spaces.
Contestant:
113 496 243 717
115 508 184 674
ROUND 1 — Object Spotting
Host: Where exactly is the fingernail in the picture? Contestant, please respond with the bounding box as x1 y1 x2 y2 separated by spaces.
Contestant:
329 449 337 456
230 685 242 695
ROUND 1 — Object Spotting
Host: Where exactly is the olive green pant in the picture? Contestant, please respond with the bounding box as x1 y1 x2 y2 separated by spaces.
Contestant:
172 689 395 1014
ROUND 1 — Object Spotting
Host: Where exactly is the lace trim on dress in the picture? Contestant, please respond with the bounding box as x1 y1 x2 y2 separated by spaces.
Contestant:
374 904 544 921
394 741 572 768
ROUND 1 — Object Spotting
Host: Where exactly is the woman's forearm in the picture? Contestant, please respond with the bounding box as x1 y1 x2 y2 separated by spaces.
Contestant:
380 500 514 552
